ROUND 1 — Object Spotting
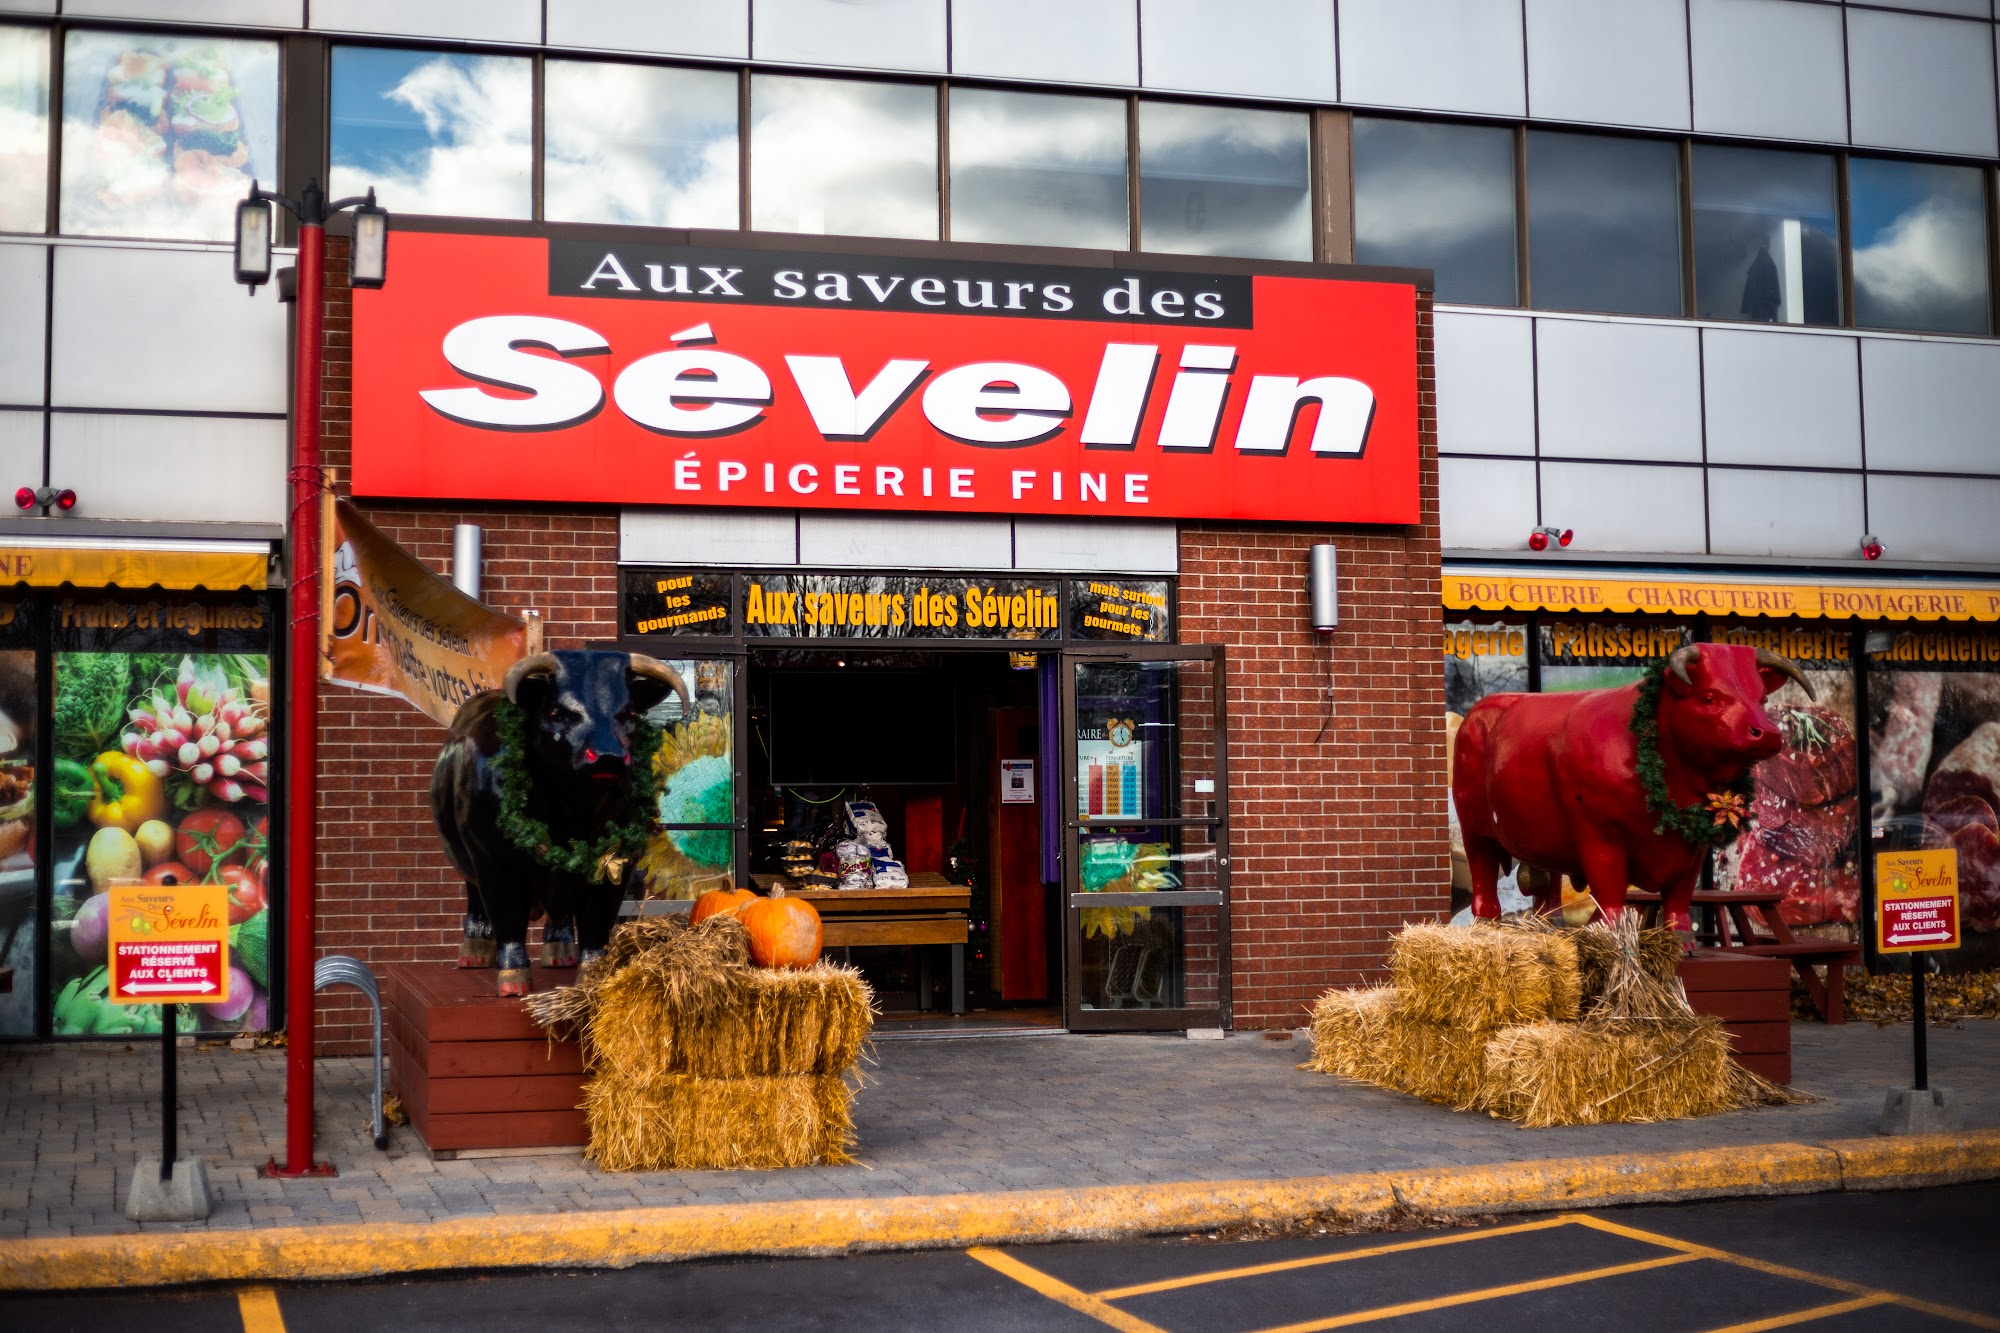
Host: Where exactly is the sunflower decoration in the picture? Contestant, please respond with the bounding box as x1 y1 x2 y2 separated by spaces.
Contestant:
637 706 736 900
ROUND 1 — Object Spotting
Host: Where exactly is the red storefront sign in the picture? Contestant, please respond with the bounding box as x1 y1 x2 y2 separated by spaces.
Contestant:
351 231 1420 524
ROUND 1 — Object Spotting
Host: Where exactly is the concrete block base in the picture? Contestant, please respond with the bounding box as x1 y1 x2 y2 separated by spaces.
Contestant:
123 1158 212 1221
1878 1087 1961 1136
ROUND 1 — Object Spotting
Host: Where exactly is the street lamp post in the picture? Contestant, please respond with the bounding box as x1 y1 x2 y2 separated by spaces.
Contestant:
236 179 386 1177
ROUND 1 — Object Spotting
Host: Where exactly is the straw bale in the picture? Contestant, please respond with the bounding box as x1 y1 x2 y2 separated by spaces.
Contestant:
587 960 873 1081
1304 986 1399 1082
1482 1016 1746 1128
1389 923 1582 1029
583 1072 857 1171
1373 1013 1494 1111
1570 913 1686 1017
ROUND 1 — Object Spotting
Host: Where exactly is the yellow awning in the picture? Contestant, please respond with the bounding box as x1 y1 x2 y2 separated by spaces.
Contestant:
1444 567 2000 622
0 540 270 591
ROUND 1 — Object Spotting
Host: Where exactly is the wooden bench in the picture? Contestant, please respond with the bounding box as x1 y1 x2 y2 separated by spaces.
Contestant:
1628 888 1860 1024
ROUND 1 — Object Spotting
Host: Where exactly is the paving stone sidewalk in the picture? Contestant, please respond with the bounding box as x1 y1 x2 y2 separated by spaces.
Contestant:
3 1020 1995 1239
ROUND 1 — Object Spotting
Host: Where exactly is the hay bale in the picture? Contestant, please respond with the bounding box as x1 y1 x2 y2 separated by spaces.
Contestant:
587 960 873 1081
1304 985 1399 1082
1389 922 1582 1028
1482 1016 1742 1128
583 1072 856 1171
1571 913 1685 1017
1375 1012 1493 1111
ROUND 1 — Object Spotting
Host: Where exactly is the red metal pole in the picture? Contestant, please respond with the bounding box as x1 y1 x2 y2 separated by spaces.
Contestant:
276 216 329 1176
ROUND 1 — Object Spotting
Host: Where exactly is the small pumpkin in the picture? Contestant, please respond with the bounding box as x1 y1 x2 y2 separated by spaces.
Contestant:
690 886 757 926
739 886 823 969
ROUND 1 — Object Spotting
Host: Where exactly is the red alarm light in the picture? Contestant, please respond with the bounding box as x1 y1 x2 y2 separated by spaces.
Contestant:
1527 529 1548 552
1556 528 1574 547
1528 525 1572 552
1861 535 1885 561
12 487 33 510
53 489 75 511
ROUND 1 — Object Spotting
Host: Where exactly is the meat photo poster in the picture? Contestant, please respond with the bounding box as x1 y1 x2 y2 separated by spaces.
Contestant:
1869 627 2000 964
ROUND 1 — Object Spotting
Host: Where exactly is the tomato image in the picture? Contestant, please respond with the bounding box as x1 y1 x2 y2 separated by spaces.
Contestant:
177 808 247 876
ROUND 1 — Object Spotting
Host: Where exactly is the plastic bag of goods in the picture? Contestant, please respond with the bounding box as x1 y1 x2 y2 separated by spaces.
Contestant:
844 800 890 848
835 840 875 890
872 860 909 889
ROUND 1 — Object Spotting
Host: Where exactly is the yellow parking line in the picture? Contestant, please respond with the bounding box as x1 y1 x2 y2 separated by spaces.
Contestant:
1095 1216 1575 1299
236 1286 285 1333
1699 1294 1896 1332
966 1247 1170 1333
1247 1252 1701 1333
1570 1214 2000 1332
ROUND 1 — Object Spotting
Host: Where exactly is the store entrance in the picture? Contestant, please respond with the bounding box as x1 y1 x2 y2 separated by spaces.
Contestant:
746 649 1062 1030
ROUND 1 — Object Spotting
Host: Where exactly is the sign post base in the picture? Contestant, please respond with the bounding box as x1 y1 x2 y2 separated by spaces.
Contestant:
123 1156 211 1221
1878 1086 1961 1136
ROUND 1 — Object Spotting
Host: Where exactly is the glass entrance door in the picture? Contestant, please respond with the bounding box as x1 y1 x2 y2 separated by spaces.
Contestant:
1061 647 1230 1032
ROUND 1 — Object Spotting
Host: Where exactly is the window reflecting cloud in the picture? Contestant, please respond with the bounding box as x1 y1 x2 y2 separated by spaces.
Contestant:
330 48 530 220
750 75 936 240
1354 118 1517 306
1527 130 1682 317
1691 145 1839 326
545 61 737 229
1851 158 1990 337
59 31 276 241
1140 102 1308 261
950 88 1125 249
0 26 48 233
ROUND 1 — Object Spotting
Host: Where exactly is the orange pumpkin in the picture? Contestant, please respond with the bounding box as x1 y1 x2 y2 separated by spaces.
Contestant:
739 887 823 969
690 886 757 926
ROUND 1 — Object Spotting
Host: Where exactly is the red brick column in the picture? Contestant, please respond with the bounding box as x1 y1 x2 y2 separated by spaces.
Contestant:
1177 294 1447 1030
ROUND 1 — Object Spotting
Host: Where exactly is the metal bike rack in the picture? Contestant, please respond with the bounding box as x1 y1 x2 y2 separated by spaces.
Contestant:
313 954 389 1150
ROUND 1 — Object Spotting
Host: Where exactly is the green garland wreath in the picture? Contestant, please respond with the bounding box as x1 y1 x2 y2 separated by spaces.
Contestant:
1629 658 1755 849
492 700 665 883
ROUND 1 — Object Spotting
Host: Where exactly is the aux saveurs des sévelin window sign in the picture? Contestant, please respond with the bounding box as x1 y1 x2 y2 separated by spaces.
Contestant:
350 230 1419 525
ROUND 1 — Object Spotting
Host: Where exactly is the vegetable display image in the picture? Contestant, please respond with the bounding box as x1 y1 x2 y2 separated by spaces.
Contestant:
48 652 273 1036
637 659 736 900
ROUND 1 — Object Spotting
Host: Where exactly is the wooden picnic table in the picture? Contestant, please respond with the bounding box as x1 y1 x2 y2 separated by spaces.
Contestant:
1625 887 1858 1023
752 872 969 1014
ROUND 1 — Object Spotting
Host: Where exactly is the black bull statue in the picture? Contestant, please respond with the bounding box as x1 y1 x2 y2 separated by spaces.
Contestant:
432 650 689 996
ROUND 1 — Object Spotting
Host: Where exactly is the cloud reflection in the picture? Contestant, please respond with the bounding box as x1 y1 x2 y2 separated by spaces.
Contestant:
1853 193 1989 336
750 75 936 240
330 53 530 220
544 62 738 229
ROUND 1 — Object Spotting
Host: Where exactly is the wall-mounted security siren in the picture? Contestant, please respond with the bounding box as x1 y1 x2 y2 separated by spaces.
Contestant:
1860 534 1886 561
1308 543 1339 633
1527 525 1573 552
14 485 75 515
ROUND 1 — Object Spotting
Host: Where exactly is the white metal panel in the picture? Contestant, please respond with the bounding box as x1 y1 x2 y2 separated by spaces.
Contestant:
0 245 45 406
798 512 1013 568
1534 319 1704 463
0 412 40 488
546 0 750 59
1859 0 1988 17
621 508 798 565
0 1 57 13
1138 0 1336 102
1689 0 1848 144
1011 518 1177 572
953 0 1139 87
50 246 287 414
309 0 539 43
1860 337 2000 475
753 0 948 73
1701 328 1861 469
1524 0 1689 130
1436 311 1536 457
1440 457 1538 550
1847 10 1999 158
1706 468 1865 559
62 0 303 23
49 413 285 523
1539 461 1707 553
1337 0 1526 117
1867 474 2000 565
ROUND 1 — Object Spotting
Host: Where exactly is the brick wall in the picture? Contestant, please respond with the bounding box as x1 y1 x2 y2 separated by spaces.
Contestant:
1177 295 1448 1029
309 251 1443 1052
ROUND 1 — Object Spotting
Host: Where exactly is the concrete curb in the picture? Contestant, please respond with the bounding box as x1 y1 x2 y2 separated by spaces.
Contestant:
6 1130 1997 1292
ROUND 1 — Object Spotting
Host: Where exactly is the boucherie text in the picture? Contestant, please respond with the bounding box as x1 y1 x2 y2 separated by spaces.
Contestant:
350 231 1420 525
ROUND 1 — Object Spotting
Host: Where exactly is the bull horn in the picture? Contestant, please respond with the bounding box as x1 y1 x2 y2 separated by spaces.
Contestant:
1665 643 1701 684
502 653 559 703
1755 647 1816 700
628 654 693 713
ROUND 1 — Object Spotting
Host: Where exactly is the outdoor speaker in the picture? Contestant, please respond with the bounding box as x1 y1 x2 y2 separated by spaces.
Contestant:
1308 544 1338 632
